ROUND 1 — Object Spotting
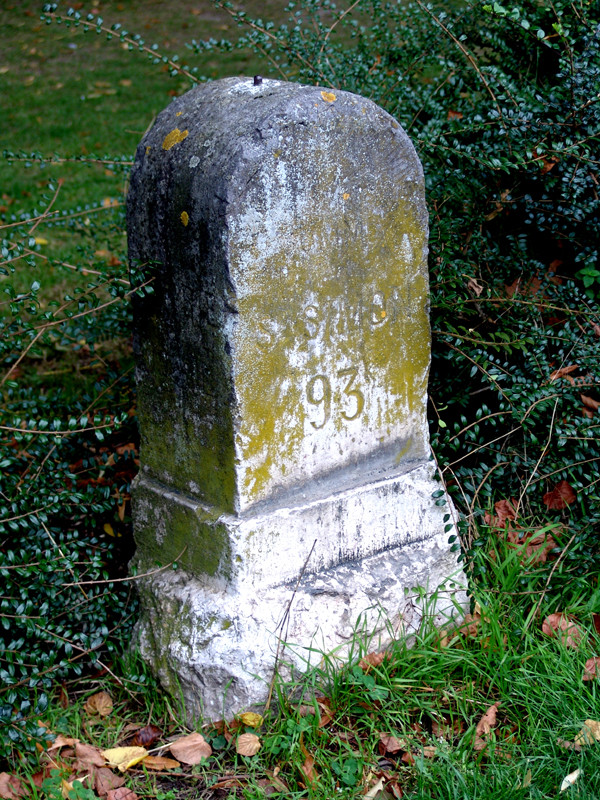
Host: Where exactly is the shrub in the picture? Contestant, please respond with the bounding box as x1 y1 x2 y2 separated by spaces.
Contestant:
0 185 138 756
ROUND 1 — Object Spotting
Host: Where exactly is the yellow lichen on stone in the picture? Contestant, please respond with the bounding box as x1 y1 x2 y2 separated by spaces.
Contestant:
321 91 337 103
176 111 182 117
343 192 350 200
162 128 189 151
180 211 189 226
145 146 151 155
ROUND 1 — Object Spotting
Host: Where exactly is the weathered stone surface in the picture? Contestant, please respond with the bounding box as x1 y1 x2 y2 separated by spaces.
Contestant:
127 77 465 720
135 525 462 721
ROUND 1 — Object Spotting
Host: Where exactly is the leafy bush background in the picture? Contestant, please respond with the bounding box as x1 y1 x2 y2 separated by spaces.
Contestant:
1 0 599 757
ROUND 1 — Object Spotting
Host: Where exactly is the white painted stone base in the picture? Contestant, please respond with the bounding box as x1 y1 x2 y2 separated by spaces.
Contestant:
132 464 466 722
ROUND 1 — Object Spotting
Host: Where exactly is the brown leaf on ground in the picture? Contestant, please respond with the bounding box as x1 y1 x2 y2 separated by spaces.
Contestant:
543 481 576 510
235 733 261 757
510 527 558 565
432 718 465 740
581 394 600 418
556 737 582 752
359 652 388 671
299 734 318 784
256 773 290 797
592 613 600 636
300 754 317 784
542 613 583 648
378 733 409 755
297 698 333 727
474 703 498 751
583 656 600 682
169 733 212 764
58 684 69 710
84 691 113 717
106 788 137 800
316 698 334 727
388 779 404 799
30 771 48 790
48 735 78 752
549 364 578 383
485 499 518 529
141 756 180 771
211 777 246 790
129 725 162 748
574 719 600 745
94 769 125 798
0 774 29 800
457 612 481 638
74 742 106 769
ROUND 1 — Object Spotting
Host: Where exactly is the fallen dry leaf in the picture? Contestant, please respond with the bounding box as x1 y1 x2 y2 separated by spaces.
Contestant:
48 734 78 752
106 788 137 800
364 776 386 799
485 499 518 529
84 691 113 717
542 613 583 648
422 746 437 758
560 768 580 792
592 614 600 636
169 732 212 764
94 768 125 797
543 481 576 511
256 773 290 796
378 732 409 754
299 734 318 784
141 756 180 771
432 718 465 740
101 747 148 772
557 737 582 751
549 364 578 383
581 394 599 418
583 656 600 681
300 753 317 784
0 774 29 800
239 712 263 728
74 742 106 769
211 777 246 790
467 277 483 296
359 652 388 670
574 719 600 745
236 732 261 757
129 725 162 748
474 703 498 751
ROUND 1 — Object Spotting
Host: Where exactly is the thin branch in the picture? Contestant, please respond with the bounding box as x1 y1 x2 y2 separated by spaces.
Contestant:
62 547 188 587
264 539 317 714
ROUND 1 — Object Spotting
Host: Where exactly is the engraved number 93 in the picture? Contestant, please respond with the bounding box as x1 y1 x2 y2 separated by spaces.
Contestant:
306 367 365 429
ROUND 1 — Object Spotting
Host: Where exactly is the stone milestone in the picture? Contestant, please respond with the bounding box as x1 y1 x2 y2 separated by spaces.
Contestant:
127 77 465 721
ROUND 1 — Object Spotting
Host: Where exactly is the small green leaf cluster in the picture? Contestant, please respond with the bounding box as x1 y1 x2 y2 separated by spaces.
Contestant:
0 194 138 760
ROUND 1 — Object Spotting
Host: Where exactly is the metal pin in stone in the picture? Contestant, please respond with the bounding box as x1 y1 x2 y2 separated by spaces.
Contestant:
253 75 263 86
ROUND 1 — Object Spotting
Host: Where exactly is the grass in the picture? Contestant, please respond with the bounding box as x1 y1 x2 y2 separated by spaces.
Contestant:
8 550 600 799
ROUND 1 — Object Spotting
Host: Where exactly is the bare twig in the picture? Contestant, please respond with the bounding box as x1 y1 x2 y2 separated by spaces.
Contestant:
61 546 188 587
264 540 317 714
523 529 578 634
